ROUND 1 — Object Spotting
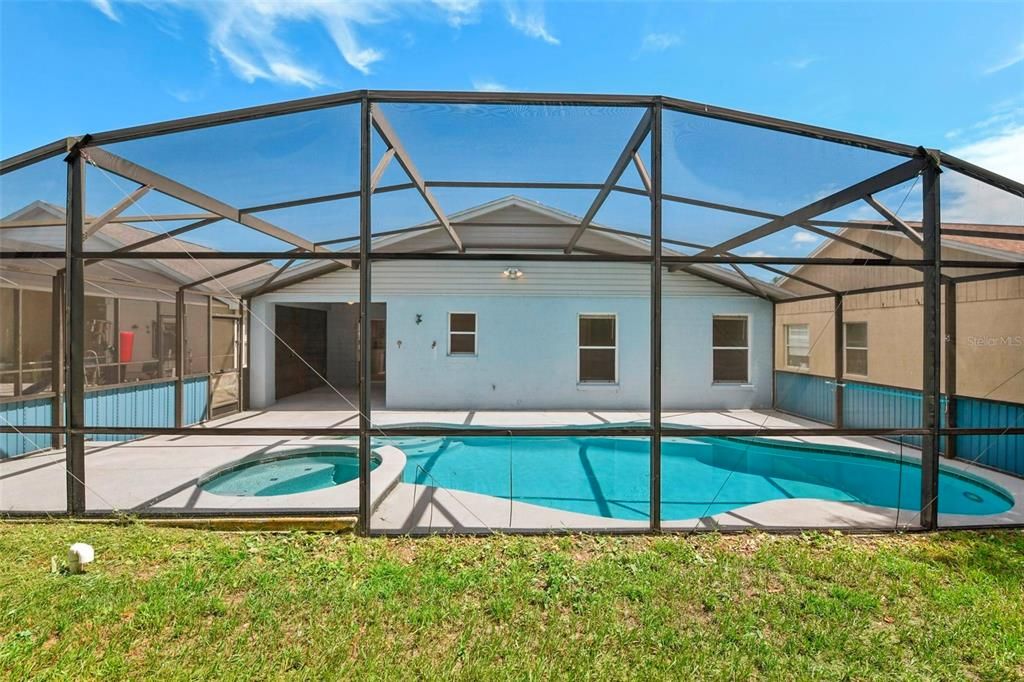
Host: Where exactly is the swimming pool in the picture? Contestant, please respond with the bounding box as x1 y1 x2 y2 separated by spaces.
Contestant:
393 436 1013 520
201 451 377 497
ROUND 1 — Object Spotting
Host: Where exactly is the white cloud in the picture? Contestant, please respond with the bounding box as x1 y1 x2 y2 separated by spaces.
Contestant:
951 124 1024 183
783 56 818 70
791 232 820 245
268 61 329 89
640 32 680 52
473 79 509 92
805 182 842 203
433 0 481 27
741 250 776 258
89 0 120 22
85 0 478 88
962 109 1022 134
983 42 1024 76
943 104 1024 224
164 85 203 103
314 9 387 75
945 126 1024 225
506 3 559 45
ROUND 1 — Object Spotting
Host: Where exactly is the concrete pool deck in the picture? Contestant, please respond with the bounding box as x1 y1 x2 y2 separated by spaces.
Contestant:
2 386 1022 531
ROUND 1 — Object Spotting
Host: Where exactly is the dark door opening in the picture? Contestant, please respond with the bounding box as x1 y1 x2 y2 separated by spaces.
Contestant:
275 305 327 400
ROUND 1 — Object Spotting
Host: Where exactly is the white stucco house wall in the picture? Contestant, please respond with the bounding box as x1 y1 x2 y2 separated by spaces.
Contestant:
248 197 780 411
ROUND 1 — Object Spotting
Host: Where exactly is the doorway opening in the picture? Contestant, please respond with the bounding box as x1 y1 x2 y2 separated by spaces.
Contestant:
274 305 328 401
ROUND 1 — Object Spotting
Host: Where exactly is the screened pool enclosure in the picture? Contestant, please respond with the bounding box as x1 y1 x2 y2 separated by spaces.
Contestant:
1 91 1022 535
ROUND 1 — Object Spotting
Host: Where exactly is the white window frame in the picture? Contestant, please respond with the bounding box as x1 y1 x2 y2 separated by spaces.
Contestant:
711 314 751 385
844 321 868 377
784 323 810 370
577 313 618 385
447 312 477 357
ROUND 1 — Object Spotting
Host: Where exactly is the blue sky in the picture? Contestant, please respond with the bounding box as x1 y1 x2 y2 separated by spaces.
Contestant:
2 1 1022 168
1 1 1022 259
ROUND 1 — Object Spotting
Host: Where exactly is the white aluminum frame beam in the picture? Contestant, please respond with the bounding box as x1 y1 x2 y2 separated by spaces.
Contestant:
81 146 322 252
697 157 927 257
565 109 653 253
369 105 464 252
864 194 924 247
83 184 152 238
370 147 395 191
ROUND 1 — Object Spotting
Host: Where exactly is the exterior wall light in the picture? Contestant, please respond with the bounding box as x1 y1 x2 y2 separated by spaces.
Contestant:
502 267 523 280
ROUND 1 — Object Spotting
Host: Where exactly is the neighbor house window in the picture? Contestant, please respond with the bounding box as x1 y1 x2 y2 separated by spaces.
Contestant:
785 324 810 369
579 314 616 383
448 313 477 355
712 315 749 384
845 322 868 376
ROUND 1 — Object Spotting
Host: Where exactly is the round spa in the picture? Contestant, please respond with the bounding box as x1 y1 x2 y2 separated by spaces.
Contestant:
200 449 381 497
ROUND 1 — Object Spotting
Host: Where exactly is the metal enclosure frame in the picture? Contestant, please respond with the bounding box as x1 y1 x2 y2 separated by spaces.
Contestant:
1 90 1022 534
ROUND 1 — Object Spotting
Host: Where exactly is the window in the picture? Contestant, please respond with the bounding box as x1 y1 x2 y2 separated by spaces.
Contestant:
211 309 240 417
119 299 176 382
0 288 16 397
157 302 177 377
785 324 810 369
20 290 53 395
712 316 749 384
184 302 210 376
579 315 616 383
0 288 56 397
84 295 119 386
845 322 868 376
448 312 477 355
212 316 239 373
211 372 239 412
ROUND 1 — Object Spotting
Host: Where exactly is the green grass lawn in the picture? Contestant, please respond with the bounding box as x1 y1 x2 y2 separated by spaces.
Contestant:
1 524 1022 680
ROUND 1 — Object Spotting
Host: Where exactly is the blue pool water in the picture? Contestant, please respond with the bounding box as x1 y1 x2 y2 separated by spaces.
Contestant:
394 437 1013 520
202 453 373 497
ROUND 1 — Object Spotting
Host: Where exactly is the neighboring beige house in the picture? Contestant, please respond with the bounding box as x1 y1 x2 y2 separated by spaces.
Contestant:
774 224 1024 404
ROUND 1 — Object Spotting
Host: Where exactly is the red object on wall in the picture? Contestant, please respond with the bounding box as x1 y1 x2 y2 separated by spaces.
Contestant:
119 331 134 363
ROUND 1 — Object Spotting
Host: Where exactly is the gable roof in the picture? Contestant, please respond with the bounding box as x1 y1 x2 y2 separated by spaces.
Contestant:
1 201 278 294
2 194 792 299
776 221 1023 292
244 195 790 299
934 223 1024 257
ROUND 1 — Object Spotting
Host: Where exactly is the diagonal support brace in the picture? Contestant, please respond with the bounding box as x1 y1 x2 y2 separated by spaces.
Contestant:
565 108 653 253
370 105 464 252
698 157 927 257
81 146 321 252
